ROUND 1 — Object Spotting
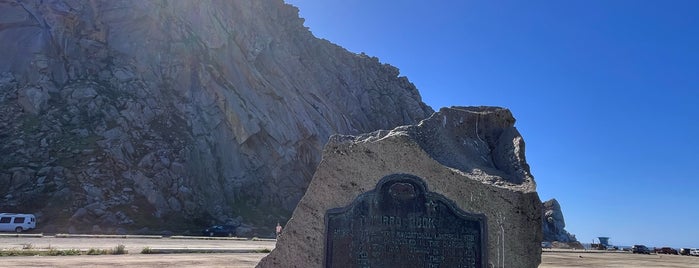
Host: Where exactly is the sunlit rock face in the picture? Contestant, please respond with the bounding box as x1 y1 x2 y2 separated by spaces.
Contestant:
542 199 577 243
0 0 432 232
258 107 542 268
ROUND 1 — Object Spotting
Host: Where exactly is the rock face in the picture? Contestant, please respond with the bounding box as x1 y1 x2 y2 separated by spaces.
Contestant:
258 107 542 268
542 198 577 243
0 0 432 232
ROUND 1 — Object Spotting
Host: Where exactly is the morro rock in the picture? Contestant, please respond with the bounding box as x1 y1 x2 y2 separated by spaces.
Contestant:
542 198 577 243
258 107 542 268
0 0 432 232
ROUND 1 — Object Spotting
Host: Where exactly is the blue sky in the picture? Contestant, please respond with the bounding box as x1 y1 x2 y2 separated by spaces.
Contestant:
285 0 699 248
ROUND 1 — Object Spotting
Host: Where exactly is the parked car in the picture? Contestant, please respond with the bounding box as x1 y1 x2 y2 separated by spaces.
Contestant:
632 245 651 254
202 225 236 237
0 213 36 233
679 248 691 256
655 247 678 255
690 248 699 256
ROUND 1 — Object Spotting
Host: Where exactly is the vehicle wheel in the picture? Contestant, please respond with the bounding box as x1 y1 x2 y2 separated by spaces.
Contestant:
15 227 23 233
209 232 214 237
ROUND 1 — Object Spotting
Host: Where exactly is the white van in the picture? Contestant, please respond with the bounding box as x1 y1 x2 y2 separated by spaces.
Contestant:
0 213 36 233
691 248 699 256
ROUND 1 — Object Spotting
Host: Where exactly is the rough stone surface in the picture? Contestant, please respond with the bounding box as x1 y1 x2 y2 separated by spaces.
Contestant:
542 198 578 243
0 0 433 233
258 107 542 268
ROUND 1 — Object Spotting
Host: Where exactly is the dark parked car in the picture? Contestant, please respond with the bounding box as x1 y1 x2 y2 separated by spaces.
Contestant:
632 245 651 254
679 248 691 256
202 225 236 237
655 247 678 255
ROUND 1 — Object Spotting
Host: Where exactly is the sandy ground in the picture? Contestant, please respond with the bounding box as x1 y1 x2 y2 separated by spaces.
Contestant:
2 236 699 267
2 251 698 267
0 236 276 252
540 250 699 268
0 254 266 268
0 235 273 268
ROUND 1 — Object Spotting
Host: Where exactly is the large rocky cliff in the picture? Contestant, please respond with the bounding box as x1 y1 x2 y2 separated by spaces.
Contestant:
542 199 577 243
0 0 433 233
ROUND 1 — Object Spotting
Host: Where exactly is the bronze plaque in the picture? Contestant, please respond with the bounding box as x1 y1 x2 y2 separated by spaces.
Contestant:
325 174 487 268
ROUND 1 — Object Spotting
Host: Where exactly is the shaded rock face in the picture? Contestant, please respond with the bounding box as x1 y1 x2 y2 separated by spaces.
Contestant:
542 198 577 243
0 0 432 232
258 107 542 268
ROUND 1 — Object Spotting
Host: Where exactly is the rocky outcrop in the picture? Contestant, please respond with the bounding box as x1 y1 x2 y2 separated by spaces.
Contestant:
542 198 577 243
258 107 542 268
0 0 432 233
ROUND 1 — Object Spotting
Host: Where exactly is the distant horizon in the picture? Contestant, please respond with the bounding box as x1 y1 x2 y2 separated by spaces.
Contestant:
286 0 699 248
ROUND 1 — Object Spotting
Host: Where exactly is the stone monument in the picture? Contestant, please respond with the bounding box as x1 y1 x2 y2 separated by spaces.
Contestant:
257 106 542 268
326 174 487 267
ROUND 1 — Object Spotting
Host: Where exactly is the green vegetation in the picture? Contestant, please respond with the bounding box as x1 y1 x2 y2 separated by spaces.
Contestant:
141 247 153 254
46 248 81 256
87 248 108 255
255 248 272 253
0 244 127 257
0 249 34 257
113 244 127 255
0 248 81 257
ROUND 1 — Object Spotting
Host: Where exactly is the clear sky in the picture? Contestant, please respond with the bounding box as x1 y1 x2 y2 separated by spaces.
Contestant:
285 0 699 248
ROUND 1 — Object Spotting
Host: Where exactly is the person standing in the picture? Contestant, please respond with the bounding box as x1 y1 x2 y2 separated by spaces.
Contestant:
275 222 283 239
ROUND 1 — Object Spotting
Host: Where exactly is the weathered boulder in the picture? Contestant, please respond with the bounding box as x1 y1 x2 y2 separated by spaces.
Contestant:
258 106 542 268
0 0 432 232
17 86 48 115
542 198 577 243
